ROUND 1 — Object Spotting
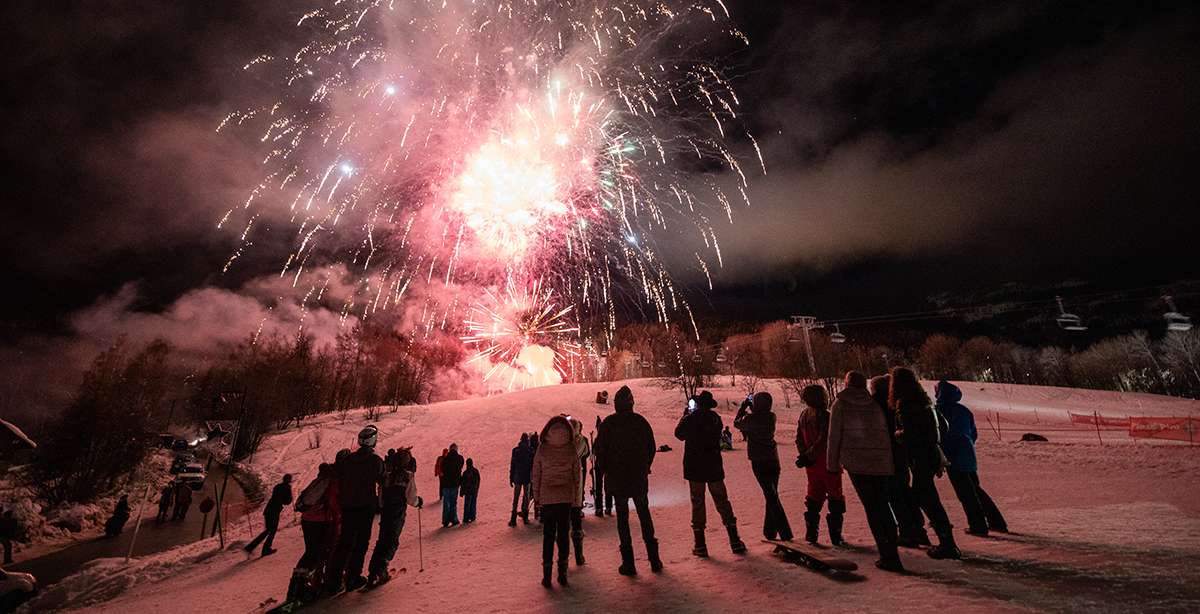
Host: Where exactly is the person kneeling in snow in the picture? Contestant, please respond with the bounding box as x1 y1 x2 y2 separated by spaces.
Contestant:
367 447 422 587
532 415 581 588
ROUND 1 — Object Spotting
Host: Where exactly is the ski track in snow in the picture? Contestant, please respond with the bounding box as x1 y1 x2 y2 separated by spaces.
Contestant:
23 379 1200 614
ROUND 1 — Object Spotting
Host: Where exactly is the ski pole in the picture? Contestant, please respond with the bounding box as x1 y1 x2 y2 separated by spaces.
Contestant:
417 504 424 572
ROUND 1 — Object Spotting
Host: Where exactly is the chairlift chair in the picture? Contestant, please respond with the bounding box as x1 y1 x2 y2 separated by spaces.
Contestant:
829 323 847 344
691 353 702 364
1055 296 1088 332
1163 295 1193 332
640 360 651 368
715 347 727 363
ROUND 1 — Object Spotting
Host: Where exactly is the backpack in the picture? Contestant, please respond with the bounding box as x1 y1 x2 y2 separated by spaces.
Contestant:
295 475 330 513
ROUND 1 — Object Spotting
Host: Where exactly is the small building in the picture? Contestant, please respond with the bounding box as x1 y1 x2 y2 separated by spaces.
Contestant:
0 418 37 466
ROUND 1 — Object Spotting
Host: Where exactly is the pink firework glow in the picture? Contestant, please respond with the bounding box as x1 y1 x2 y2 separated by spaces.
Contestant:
462 279 581 389
218 0 761 385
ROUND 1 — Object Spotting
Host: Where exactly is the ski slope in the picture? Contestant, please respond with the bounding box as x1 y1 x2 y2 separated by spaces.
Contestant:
25 379 1200 613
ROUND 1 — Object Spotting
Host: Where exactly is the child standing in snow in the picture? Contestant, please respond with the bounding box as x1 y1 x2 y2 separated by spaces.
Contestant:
461 458 481 524
796 384 846 546
531 415 581 588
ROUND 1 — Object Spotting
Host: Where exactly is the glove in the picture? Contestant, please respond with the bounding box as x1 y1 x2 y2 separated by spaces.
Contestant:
415 496 424 509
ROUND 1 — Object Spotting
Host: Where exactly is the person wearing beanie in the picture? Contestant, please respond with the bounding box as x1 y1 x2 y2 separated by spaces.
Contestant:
594 385 662 576
734 391 794 541
796 384 845 546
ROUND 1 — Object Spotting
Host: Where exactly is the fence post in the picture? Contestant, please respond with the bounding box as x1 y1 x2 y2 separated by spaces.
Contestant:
1093 411 1104 445
996 412 1002 442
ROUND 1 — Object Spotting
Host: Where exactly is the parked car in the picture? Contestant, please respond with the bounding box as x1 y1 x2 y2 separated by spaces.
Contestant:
176 464 207 490
0 567 36 612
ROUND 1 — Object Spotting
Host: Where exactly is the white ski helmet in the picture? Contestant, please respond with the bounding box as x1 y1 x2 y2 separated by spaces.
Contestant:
358 425 379 448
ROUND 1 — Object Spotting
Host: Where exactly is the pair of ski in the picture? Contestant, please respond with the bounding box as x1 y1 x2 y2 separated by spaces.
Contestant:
264 569 395 613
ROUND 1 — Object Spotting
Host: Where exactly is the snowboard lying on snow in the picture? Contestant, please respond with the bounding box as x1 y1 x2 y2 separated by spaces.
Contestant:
764 539 858 573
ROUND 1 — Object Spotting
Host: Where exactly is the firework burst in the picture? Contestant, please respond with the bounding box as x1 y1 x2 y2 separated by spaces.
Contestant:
463 278 580 389
219 0 760 383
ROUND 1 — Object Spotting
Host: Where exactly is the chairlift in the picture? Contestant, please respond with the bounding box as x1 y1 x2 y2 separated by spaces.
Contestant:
829 323 847 344
715 347 727 363
691 353 702 364
656 361 666 369
640 360 651 368
1163 295 1193 332
1055 296 1088 332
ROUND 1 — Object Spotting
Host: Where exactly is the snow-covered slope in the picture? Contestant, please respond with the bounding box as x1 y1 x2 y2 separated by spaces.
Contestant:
26 379 1200 613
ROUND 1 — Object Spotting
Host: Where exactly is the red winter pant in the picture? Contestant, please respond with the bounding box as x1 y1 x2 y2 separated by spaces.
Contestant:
805 466 844 502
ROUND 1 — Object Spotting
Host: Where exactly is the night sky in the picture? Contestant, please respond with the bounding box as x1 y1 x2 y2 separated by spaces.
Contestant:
2 1 1198 342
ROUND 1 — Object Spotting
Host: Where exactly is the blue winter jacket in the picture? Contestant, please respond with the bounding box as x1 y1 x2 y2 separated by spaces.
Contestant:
935 381 978 473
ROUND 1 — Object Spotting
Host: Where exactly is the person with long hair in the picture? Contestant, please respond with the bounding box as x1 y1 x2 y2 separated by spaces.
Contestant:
870 374 929 547
796 384 844 545
890 367 961 559
734 391 794 541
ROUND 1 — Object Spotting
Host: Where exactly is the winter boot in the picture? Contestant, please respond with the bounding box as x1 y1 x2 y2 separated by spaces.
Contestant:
727 525 747 554
646 538 664 573
573 535 586 566
927 526 962 560
557 560 570 587
541 563 553 588
509 510 518 527
618 546 637 576
804 498 822 544
826 499 846 547
692 530 709 558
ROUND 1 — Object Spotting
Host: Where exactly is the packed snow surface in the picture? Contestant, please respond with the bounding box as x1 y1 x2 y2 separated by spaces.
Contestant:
25 380 1200 613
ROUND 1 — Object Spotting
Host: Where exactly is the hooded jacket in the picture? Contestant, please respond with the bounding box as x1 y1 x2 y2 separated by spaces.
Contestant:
827 387 895 476
796 403 831 473
935 381 978 473
532 416 582 506
674 404 725 483
594 394 657 498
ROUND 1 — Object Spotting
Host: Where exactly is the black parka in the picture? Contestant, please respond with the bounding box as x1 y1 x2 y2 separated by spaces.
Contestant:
594 407 656 498
674 407 725 483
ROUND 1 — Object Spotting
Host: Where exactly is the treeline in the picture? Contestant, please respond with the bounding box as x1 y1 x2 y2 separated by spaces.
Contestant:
598 321 1200 399
32 321 464 504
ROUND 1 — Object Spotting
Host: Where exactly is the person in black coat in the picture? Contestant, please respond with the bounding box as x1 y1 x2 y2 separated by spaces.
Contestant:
461 458 481 524
592 416 613 517
0 509 18 564
674 390 746 557
246 474 294 556
891 367 960 560
440 443 465 527
734 391 794 541
594 385 662 576
871 375 930 547
509 434 534 526
105 495 131 537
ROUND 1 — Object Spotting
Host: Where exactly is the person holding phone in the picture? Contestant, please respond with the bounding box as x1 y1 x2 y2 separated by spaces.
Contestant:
734 391 794 541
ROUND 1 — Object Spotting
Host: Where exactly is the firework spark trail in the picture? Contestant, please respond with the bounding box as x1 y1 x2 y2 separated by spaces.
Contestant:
220 0 758 383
